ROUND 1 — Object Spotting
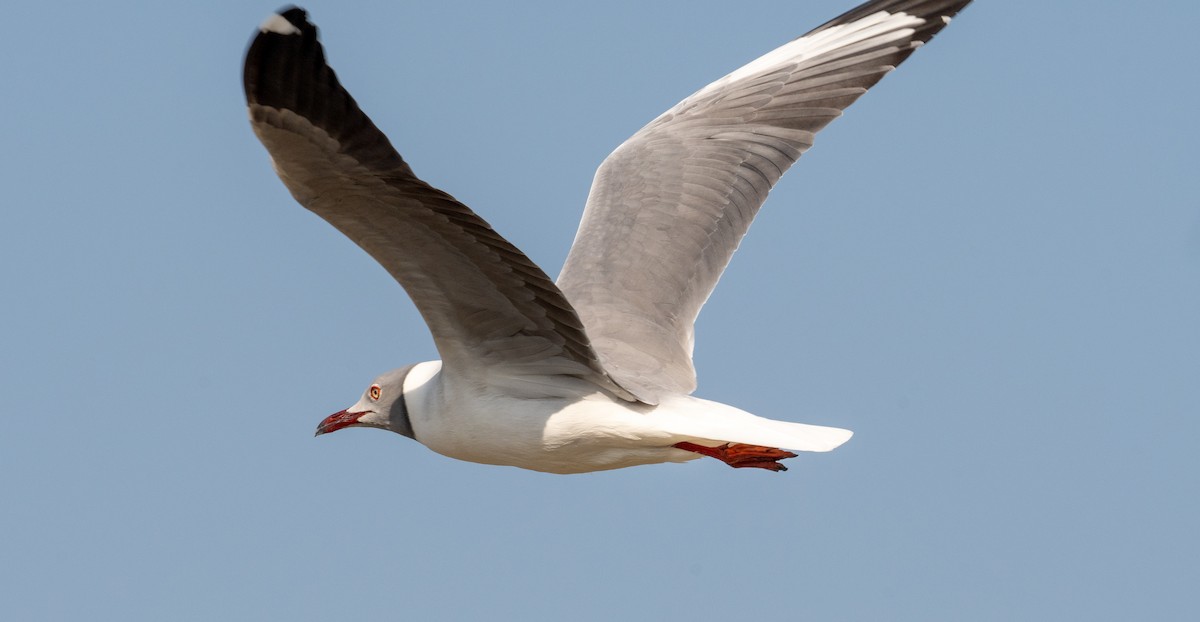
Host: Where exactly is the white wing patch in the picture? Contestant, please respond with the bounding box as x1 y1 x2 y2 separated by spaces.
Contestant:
696 10 925 98
260 13 301 35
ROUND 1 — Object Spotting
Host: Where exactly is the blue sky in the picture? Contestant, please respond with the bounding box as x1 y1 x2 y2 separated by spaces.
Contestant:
2 1 1198 619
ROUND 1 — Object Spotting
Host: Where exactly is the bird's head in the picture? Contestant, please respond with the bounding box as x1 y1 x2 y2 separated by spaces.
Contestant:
315 365 419 439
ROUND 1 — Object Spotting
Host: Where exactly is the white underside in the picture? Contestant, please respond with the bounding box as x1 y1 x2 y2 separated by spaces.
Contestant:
401 362 852 474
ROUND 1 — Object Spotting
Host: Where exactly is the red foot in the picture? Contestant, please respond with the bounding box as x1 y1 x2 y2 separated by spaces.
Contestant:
673 442 798 472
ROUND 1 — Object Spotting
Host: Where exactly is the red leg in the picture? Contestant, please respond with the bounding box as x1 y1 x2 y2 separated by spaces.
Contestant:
673 442 798 472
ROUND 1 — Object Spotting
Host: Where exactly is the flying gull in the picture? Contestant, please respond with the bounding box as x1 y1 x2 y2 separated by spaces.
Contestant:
243 0 972 473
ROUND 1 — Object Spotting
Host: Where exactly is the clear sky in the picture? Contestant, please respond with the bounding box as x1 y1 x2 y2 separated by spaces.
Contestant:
2 1 1197 619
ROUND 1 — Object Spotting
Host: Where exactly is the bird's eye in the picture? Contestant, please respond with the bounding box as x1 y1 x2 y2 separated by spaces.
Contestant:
369 385 382 400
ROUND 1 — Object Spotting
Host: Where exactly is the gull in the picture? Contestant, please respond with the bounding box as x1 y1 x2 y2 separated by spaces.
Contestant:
243 0 971 473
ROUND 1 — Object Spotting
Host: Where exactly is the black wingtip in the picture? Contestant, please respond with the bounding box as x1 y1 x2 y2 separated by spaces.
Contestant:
243 5 407 172
243 6 326 109
806 0 973 44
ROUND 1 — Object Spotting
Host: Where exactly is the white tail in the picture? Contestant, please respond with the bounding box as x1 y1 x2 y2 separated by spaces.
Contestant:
652 395 854 452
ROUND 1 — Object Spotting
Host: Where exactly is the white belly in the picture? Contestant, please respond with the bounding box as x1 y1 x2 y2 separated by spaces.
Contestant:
414 389 697 474
400 363 852 474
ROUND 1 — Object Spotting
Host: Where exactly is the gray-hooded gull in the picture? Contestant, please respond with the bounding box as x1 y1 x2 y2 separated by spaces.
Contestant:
243 0 972 473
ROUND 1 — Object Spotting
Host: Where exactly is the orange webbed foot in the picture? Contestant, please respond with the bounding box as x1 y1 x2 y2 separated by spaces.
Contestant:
673 442 798 472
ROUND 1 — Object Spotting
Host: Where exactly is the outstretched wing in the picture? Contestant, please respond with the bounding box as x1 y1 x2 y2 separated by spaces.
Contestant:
244 8 629 399
557 0 971 402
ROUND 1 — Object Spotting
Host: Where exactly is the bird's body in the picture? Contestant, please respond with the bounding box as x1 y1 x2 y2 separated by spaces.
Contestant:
244 0 972 473
389 361 851 473
411 364 686 474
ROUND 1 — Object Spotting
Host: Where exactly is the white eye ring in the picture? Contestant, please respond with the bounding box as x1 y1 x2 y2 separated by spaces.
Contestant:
369 385 382 400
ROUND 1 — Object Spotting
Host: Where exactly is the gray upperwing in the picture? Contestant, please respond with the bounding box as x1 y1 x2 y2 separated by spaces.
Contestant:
558 0 971 403
244 8 629 399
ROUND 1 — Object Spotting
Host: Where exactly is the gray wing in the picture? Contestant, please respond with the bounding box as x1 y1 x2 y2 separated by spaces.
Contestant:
558 0 971 402
244 9 629 399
